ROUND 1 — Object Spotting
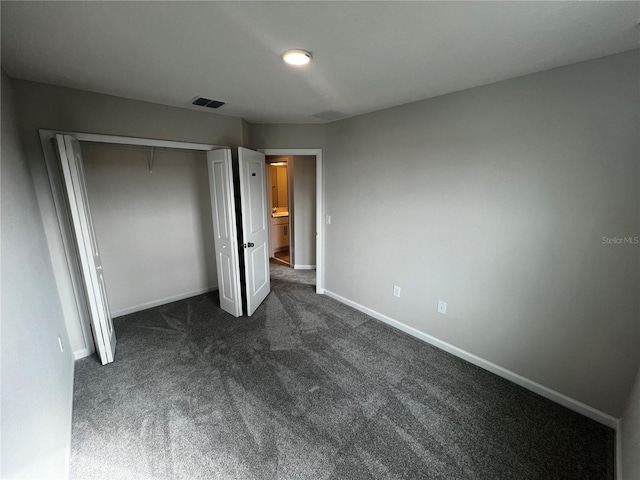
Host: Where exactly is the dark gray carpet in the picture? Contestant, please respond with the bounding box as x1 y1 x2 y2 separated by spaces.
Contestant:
269 259 316 286
71 278 614 479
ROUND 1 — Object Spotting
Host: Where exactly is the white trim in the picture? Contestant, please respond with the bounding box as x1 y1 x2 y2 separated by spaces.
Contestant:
261 149 323 295
73 348 91 360
323 288 621 429
111 287 218 317
41 129 221 151
293 264 316 270
286 158 295 267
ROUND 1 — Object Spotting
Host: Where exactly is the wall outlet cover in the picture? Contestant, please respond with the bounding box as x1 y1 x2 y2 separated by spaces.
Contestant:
437 300 447 314
393 285 401 297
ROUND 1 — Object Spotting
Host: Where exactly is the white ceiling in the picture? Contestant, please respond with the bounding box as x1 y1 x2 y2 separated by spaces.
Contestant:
2 1 639 124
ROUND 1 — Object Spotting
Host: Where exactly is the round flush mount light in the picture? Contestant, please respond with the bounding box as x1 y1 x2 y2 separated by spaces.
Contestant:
282 49 312 66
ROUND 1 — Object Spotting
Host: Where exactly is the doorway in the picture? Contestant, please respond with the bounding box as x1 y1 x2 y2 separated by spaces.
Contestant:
262 149 323 294
267 157 291 266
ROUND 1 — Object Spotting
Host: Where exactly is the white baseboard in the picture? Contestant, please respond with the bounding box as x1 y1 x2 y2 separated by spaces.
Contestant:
293 264 316 270
322 289 620 430
73 348 91 360
111 286 218 317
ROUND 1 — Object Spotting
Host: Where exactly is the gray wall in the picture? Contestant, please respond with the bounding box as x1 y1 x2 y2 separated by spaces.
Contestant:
13 79 244 147
82 144 216 316
622 364 640 479
322 50 639 417
241 119 252 149
292 155 316 267
1 72 74 478
250 123 325 150
251 51 639 418
12 79 245 357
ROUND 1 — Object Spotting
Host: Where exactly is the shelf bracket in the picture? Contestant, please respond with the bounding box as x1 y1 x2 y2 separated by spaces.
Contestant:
149 147 154 173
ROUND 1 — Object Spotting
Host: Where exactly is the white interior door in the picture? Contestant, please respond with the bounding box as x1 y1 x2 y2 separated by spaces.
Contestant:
207 149 243 317
238 147 271 316
56 134 116 365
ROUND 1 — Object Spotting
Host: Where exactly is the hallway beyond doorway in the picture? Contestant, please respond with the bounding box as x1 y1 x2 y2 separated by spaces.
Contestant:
274 249 290 265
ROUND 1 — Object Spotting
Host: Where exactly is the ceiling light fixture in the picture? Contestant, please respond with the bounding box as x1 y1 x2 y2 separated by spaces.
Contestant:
283 49 312 66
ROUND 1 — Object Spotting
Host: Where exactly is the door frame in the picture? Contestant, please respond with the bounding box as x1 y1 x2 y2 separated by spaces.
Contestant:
260 149 324 294
38 129 224 360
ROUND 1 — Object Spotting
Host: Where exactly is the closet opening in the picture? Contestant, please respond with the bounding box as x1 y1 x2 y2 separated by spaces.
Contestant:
38 131 253 364
80 142 216 318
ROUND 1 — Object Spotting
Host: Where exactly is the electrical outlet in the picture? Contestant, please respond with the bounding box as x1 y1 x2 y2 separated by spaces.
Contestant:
437 300 447 315
393 285 401 298
326 215 332 225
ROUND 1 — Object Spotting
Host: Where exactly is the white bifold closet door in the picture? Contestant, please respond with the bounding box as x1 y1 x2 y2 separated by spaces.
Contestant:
207 149 243 317
238 147 270 316
57 140 269 365
56 134 116 365
207 147 271 317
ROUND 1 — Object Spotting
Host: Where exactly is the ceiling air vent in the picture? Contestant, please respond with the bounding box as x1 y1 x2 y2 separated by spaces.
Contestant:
312 110 348 121
191 97 226 109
